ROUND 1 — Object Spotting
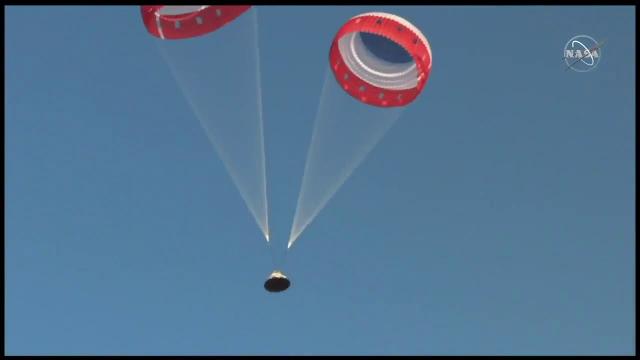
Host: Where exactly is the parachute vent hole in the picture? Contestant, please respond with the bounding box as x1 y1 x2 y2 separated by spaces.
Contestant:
359 85 366 92
378 92 385 99
196 16 203 25
397 94 404 100
216 9 222 17
175 20 181 29
413 38 419 45
397 26 404 32
376 19 383 25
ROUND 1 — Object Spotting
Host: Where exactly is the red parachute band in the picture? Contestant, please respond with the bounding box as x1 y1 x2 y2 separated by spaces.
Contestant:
329 12 433 108
141 5 251 40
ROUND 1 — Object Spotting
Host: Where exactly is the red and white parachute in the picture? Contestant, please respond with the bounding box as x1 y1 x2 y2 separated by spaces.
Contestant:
329 12 432 107
141 5 251 40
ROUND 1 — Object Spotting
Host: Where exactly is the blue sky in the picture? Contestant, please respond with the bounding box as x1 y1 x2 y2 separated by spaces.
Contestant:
5 6 635 355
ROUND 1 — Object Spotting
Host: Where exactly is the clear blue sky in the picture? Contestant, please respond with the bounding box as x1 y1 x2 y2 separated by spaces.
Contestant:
5 6 635 355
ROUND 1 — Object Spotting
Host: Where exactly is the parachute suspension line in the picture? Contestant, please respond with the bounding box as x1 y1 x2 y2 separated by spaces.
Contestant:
154 10 270 243
287 68 406 248
267 238 277 269
251 7 270 243
288 68 333 247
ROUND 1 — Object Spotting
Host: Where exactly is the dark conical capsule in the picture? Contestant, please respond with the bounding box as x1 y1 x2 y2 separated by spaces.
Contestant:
264 270 290 293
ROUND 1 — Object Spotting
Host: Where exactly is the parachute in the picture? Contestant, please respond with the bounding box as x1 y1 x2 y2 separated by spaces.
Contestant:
140 6 251 40
288 12 432 248
330 12 432 107
141 5 270 241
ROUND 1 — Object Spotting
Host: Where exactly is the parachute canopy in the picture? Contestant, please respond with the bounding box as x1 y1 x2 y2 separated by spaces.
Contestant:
141 5 251 40
329 12 433 107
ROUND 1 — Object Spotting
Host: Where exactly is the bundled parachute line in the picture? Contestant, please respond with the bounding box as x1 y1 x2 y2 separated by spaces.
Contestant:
144 6 271 243
287 68 404 247
288 12 432 249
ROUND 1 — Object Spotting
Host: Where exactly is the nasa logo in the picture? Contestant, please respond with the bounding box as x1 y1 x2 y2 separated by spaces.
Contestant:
564 35 603 72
